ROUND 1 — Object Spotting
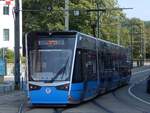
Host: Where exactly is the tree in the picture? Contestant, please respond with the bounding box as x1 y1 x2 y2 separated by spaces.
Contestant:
22 0 130 46
23 0 65 32
144 21 150 59
128 18 145 60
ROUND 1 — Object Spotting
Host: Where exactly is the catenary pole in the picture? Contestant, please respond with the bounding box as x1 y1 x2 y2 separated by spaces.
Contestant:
65 0 69 31
14 0 20 90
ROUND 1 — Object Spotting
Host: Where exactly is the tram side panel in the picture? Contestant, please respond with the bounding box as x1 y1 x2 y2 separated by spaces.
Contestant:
97 40 131 93
70 34 132 103
70 34 98 103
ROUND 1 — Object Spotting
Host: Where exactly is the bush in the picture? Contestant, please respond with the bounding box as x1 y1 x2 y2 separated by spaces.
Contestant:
0 49 25 63
6 49 14 63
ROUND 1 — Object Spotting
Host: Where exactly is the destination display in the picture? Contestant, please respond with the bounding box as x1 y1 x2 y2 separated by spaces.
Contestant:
38 39 65 46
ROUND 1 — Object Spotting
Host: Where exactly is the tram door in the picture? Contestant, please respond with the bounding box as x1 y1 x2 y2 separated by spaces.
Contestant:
81 50 97 99
81 51 88 99
98 51 108 93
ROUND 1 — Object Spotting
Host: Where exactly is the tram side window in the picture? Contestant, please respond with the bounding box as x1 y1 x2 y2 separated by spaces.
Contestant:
85 51 97 81
103 52 113 70
73 49 97 83
72 50 83 83
120 53 129 77
98 51 104 74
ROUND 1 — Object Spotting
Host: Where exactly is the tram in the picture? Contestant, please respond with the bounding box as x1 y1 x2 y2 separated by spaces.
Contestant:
23 31 132 105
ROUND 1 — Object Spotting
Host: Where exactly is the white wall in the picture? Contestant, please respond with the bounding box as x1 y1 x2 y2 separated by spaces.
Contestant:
0 1 22 51
0 1 15 50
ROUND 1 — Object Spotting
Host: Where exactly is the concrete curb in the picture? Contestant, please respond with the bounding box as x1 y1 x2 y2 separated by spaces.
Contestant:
0 82 14 94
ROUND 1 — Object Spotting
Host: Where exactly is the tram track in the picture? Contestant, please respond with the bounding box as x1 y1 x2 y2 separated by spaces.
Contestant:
109 68 150 113
91 100 116 113
18 103 25 113
53 108 66 113
112 91 150 113
18 103 68 113
90 67 150 113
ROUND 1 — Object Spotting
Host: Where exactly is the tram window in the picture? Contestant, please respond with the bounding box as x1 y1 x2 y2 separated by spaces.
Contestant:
103 53 110 69
119 53 129 77
73 50 83 83
98 51 104 75
84 50 97 81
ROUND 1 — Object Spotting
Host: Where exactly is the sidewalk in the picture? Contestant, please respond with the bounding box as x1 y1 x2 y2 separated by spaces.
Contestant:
132 65 150 73
0 91 25 113
0 82 14 94
0 75 14 94
0 74 25 94
0 77 26 113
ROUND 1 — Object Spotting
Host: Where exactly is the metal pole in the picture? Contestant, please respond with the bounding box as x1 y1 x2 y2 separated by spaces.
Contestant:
97 3 100 39
117 23 121 45
131 24 133 67
14 0 20 90
137 25 144 66
141 26 144 66
143 36 146 64
65 0 69 31
19 0 22 47
140 26 143 66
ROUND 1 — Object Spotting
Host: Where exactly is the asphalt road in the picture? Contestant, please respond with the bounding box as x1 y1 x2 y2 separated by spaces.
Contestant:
21 67 150 113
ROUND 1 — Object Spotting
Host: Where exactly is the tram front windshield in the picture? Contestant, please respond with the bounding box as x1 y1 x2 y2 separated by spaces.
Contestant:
29 50 72 82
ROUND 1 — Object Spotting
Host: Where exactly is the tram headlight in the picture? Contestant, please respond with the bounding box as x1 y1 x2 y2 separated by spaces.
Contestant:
56 84 69 91
29 84 41 91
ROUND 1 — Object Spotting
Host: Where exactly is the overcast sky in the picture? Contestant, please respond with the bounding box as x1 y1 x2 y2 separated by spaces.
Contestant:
118 0 150 21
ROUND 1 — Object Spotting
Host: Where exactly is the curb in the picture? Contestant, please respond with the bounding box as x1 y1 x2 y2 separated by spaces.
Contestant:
0 82 14 94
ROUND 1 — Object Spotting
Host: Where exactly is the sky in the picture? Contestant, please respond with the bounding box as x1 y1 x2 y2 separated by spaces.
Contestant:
118 0 150 21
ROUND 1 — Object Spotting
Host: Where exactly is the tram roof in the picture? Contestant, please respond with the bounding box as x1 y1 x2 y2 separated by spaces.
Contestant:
51 31 124 48
28 31 125 48
78 32 124 48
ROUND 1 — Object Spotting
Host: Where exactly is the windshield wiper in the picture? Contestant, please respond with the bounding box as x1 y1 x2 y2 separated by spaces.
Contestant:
50 56 70 83
60 57 70 80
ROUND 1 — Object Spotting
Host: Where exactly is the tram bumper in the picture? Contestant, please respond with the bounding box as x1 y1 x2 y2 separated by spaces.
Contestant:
28 86 69 105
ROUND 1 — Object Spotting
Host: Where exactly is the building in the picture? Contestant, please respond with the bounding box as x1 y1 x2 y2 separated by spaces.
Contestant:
0 0 15 50
0 0 22 52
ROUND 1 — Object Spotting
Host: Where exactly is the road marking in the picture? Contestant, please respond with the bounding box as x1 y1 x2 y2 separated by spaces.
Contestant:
18 103 24 113
128 69 150 105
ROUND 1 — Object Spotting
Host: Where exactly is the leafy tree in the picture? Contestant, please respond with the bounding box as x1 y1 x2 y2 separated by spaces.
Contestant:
0 49 25 63
23 0 123 34
22 0 135 47
22 0 150 60
129 18 145 60
0 49 2 58
23 0 65 32
144 21 150 59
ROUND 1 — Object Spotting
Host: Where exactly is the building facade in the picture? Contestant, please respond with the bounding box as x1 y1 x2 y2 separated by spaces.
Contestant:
0 0 15 50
